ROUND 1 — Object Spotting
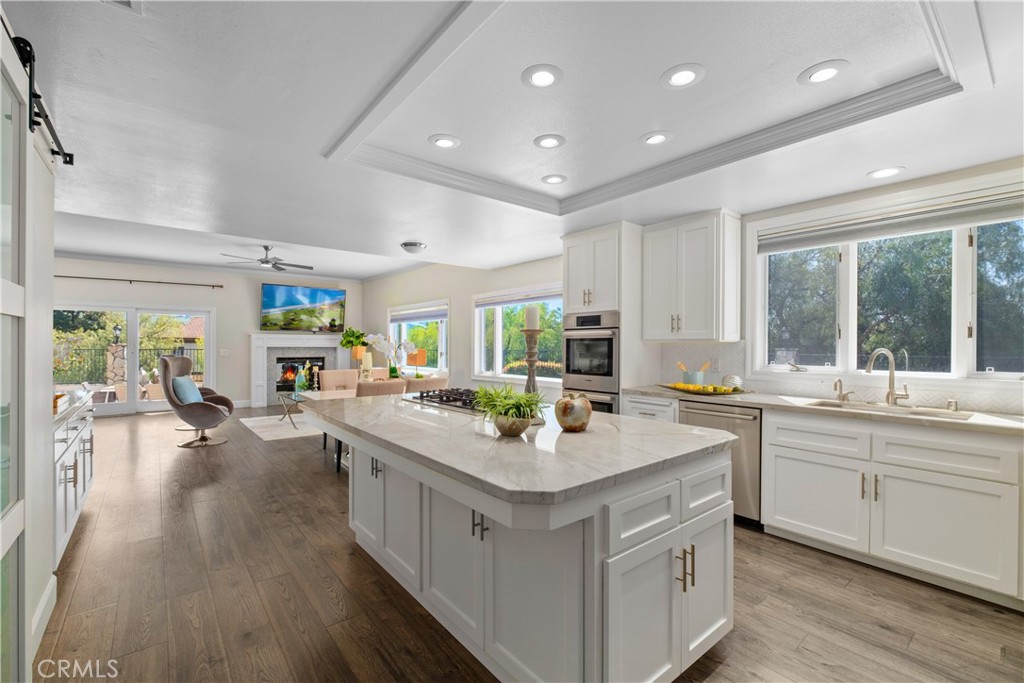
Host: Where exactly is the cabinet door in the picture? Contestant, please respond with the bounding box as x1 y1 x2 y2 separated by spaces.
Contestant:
589 232 619 311
422 488 485 646
54 456 69 562
380 464 422 589
676 216 715 340
564 237 592 313
870 463 1020 595
679 503 733 669
622 395 678 422
762 446 869 552
485 520 584 683
642 225 679 340
349 450 381 546
605 527 683 683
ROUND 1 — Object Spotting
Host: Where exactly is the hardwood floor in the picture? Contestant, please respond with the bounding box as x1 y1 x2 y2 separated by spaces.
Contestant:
36 408 1023 683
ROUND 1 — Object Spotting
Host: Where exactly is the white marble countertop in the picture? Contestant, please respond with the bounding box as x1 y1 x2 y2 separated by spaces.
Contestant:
623 385 1024 436
300 395 737 505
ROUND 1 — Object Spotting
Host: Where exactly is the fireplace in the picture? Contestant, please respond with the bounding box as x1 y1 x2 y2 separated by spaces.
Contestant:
276 356 325 392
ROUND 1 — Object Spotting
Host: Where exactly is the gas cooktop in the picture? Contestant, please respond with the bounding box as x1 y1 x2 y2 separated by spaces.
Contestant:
403 388 481 413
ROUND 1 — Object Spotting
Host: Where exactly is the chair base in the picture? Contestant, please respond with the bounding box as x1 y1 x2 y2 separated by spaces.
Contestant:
178 430 227 448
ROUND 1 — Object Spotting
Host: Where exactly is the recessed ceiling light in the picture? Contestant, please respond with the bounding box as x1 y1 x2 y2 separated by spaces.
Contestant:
542 174 566 185
641 130 673 145
660 63 706 89
428 134 460 149
534 134 565 149
401 241 427 253
867 166 905 180
522 64 562 88
797 59 849 85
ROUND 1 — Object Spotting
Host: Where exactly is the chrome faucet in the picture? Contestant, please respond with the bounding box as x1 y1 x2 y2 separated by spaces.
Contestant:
865 348 910 406
833 378 855 404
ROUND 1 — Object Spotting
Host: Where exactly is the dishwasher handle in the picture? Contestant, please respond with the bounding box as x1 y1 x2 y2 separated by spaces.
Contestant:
680 406 758 421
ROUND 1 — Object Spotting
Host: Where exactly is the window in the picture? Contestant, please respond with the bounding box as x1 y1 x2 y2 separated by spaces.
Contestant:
766 246 838 367
976 220 1024 373
388 301 448 372
474 286 563 380
757 213 1024 378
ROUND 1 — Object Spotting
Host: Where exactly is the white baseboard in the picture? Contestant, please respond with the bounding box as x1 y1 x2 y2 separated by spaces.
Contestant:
233 399 252 408
26 573 57 678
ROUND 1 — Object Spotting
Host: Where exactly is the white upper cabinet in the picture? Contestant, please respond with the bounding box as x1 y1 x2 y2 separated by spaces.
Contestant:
563 226 620 313
642 210 741 341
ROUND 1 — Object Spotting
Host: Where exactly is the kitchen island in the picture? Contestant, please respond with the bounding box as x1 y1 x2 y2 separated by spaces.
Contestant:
301 394 737 683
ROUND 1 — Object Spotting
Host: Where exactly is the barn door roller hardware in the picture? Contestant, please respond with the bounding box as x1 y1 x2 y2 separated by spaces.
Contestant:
12 37 74 165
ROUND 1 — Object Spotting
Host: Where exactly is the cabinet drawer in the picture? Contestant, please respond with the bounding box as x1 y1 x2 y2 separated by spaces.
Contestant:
679 462 731 523
873 428 1020 484
623 395 678 422
606 481 681 556
764 412 870 460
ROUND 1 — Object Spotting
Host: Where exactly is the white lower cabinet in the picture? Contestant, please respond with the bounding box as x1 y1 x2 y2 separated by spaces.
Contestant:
54 405 95 565
622 394 678 422
605 502 733 683
870 463 1019 595
762 412 1022 598
762 446 869 552
423 488 584 681
350 450 422 588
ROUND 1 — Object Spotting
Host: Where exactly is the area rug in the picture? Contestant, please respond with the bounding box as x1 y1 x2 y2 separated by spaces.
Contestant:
239 414 321 441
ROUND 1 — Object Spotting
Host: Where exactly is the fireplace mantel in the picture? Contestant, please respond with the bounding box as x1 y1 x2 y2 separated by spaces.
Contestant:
250 333 344 407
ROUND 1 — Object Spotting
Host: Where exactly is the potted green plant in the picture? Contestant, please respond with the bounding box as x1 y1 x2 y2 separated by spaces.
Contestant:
340 328 367 361
474 385 545 437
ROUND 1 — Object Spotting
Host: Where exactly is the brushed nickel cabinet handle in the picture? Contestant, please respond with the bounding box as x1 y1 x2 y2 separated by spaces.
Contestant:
479 516 489 542
676 551 688 592
874 474 880 502
471 510 481 538
860 472 866 500
689 543 696 588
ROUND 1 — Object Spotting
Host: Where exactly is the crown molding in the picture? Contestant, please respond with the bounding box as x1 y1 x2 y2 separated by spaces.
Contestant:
348 145 561 215
321 1 503 161
559 69 961 215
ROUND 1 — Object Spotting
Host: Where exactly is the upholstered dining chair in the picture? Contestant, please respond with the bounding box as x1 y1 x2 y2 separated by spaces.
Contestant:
159 355 234 448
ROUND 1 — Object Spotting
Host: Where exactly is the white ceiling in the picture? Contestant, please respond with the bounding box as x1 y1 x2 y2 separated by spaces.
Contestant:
5 0 1023 280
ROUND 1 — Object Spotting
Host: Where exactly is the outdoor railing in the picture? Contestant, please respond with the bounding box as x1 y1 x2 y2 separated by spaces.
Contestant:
54 347 205 384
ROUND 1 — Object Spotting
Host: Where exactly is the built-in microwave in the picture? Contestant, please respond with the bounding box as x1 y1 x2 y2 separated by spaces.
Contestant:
563 311 619 396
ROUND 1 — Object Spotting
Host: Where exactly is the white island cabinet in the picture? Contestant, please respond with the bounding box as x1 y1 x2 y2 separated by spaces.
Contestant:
301 395 737 683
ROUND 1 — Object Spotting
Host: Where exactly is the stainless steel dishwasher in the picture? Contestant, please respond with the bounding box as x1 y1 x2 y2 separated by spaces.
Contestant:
679 400 762 522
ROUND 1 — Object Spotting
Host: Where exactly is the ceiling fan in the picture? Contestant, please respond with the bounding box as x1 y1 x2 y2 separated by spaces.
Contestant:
220 245 313 272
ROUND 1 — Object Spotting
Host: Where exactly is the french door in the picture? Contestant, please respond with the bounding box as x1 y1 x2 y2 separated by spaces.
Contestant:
53 306 213 415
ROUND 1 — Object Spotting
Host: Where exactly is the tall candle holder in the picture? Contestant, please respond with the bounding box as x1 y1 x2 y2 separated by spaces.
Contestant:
522 328 545 425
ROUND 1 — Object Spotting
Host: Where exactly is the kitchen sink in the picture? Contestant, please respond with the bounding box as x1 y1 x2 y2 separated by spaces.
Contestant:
807 399 975 420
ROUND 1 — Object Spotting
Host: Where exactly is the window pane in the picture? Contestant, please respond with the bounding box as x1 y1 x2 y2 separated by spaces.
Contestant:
857 231 952 371
0 316 14 515
403 320 443 369
1 541 17 683
977 220 1024 372
1 78 16 282
481 307 495 374
53 310 128 401
140 313 205 399
767 247 838 366
500 298 563 378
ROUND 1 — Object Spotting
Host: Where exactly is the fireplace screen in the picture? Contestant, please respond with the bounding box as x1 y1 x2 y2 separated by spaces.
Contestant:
276 356 325 391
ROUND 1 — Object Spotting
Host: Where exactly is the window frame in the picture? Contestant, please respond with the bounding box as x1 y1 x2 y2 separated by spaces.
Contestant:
471 283 563 388
386 299 449 374
745 168 1024 389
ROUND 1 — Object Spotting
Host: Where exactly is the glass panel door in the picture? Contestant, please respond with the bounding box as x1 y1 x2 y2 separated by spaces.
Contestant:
53 308 133 416
138 311 207 412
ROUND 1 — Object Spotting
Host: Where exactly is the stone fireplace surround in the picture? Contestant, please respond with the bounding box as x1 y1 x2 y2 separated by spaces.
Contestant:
250 333 345 407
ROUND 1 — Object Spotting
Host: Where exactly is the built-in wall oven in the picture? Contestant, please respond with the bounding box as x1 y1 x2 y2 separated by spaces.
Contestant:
563 310 619 413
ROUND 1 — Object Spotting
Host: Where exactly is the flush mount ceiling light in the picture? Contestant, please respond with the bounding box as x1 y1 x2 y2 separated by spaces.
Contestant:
534 134 565 149
521 64 562 88
427 134 460 149
641 130 673 145
401 241 427 254
541 174 567 185
797 59 849 85
867 166 905 180
659 63 706 89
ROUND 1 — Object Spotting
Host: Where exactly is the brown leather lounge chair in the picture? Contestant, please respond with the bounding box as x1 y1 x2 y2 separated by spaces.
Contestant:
160 355 234 448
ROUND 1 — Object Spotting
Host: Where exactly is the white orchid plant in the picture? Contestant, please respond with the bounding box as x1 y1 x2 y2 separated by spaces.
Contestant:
365 334 417 368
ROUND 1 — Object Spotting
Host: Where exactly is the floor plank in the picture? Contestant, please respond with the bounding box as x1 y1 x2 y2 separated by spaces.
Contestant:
111 537 168 658
166 589 231 683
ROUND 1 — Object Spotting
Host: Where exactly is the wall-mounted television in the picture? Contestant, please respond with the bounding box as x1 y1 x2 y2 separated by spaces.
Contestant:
260 284 346 332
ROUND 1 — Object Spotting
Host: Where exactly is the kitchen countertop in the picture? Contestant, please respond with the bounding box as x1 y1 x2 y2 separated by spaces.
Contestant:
623 385 1024 436
300 394 737 505
53 389 93 429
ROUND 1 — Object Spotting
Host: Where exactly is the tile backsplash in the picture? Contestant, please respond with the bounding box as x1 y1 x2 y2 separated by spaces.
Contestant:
659 340 1024 415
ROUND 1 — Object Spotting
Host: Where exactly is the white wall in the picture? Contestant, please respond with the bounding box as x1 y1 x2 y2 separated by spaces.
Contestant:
362 257 562 392
54 256 363 403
